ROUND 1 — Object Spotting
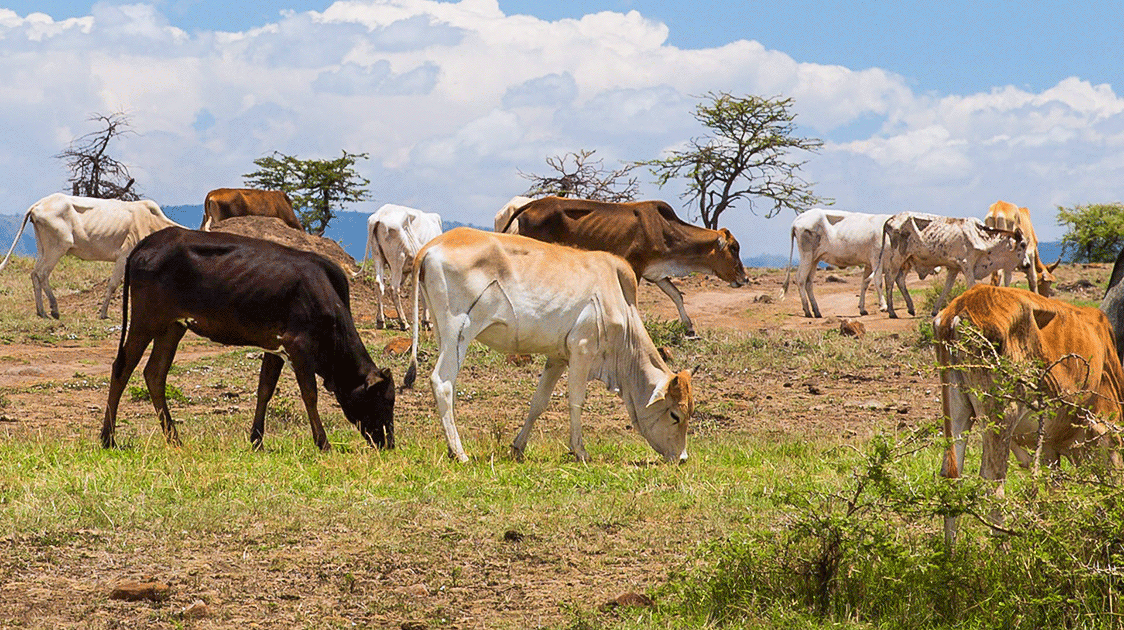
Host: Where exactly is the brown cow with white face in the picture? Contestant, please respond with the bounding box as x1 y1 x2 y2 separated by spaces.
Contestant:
499 196 747 336
201 188 302 232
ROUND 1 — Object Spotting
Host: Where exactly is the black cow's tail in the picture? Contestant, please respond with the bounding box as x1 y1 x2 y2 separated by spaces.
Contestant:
116 254 131 360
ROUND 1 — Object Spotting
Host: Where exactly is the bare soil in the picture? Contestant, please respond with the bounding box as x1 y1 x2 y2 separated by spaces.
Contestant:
0 236 1112 629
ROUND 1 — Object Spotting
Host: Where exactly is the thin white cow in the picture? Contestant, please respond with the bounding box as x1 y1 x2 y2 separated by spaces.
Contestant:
402 228 693 464
493 195 534 233
879 212 1028 318
782 208 901 318
361 204 443 330
0 193 183 319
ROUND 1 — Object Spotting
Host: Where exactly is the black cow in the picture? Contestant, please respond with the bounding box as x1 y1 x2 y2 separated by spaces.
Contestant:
1101 247 1124 360
101 226 395 451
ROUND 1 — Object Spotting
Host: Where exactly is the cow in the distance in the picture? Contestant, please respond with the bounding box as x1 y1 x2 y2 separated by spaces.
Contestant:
782 208 910 318
500 196 747 336
403 228 693 464
361 204 443 330
1101 247 1124 360
101 227 395 452
935 284 1123 546
0 193 183 319
984 200 1059 296
880 212 1028 318
201 188 302 232
493 195 534 233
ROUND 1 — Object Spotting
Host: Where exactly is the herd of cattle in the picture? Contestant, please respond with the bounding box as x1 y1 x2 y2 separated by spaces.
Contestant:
3 190 1124 541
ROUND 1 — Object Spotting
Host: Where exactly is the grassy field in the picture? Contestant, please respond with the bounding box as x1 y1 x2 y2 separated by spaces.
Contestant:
0 257 1121 629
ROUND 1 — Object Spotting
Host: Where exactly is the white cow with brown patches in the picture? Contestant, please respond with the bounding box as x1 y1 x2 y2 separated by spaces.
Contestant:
879 212 1028 318
0 193 183 319
403 228 693 464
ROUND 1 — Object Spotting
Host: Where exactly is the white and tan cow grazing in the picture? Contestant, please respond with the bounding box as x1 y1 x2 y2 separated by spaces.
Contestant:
0 193 183 319
493 195 534 232
935 284 1123 545
402 228 693 464
984 200 1059 296
201 188 302 232
361 204 443 330
782 208 904 318
102 227 396 452
499 196 747 337
880 212 1028 318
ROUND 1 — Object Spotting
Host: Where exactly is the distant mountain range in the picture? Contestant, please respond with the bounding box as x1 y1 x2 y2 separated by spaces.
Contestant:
0 205 1071 269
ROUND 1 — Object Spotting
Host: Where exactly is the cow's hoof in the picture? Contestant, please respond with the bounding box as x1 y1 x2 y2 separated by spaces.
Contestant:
859 308 868 316
888 312 899 319
375 320 385 330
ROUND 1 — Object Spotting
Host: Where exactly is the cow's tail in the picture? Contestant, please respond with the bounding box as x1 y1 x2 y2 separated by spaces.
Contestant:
402 253 422 390
116 252 131 359
0 204 35 274
780 225 797 299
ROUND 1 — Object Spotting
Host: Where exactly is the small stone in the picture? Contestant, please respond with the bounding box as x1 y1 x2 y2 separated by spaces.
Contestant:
839 319 866 337
401 622 428 630
383 337 412 355
181 600 209 619
505 354 533 366
753 293 775 304
600 592 655 611
109 580 171 601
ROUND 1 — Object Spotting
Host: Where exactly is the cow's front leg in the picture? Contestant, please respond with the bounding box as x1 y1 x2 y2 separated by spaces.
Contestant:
99 255 129 320
653 277 697 336
565 354 595 462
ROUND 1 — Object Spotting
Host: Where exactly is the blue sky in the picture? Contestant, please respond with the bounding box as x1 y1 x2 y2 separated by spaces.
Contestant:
2 1 1124 256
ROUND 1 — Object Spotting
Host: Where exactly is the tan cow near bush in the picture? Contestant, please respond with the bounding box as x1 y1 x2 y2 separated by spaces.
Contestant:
935 284 1124 545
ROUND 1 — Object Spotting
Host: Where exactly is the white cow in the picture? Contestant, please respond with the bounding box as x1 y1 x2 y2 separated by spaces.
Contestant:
0 193 183 319
361 204 443 330
879 212 1028 318
493 195 534 233
402 228 693 464
782 208 901 318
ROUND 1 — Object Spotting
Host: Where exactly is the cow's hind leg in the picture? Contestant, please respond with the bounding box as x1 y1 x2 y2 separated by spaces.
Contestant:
102 328 157 448
143 323 188 446
512 358 566 460
250 352 285 450
653 278 697 336
30 248 66 319
98 255 128 320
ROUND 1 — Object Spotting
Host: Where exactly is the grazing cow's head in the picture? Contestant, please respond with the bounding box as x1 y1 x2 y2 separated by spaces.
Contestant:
1037 258 1061 297
638 369 694 463
713 228 748 288
337 367 396 448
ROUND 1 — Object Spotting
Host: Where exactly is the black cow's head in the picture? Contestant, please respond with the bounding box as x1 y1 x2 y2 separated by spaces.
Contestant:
337 366 396 448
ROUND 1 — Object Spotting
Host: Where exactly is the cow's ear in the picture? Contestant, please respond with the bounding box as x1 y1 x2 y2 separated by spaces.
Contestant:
1032 308 1057 330
646 375 671 408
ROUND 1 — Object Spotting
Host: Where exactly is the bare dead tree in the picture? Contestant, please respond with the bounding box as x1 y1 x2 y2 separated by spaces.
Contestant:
55 112 140 200
519 149 640 202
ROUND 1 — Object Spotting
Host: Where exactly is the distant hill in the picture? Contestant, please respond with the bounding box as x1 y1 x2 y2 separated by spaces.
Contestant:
0 204 1075 269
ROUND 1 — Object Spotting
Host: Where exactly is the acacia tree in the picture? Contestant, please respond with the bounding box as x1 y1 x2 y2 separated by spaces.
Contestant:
1057 202 1124 262
55 112 140 200
519 149 639 202
243 150 371 236
644 92 828 229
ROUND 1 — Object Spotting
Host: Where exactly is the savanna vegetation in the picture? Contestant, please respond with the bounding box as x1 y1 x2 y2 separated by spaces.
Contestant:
0 257 1122 629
